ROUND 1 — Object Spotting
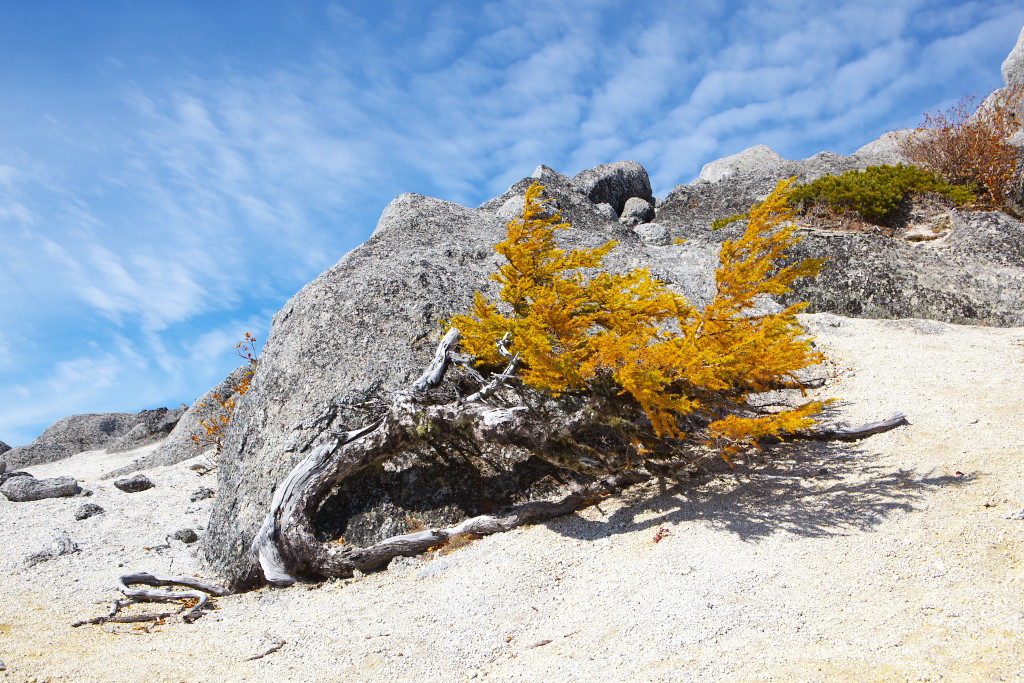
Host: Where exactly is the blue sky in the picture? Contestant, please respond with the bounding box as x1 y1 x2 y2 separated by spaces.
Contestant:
1 1 1022 446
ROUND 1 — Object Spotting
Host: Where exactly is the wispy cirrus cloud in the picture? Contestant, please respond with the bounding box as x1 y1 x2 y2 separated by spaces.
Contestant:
2 0 1023 447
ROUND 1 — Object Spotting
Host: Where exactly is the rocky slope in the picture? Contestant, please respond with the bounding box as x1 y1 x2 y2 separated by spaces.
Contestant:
205 149 1024 588
1 315 1022 682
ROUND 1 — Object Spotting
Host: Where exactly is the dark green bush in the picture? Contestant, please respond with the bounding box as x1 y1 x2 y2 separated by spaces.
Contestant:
789 164 975 225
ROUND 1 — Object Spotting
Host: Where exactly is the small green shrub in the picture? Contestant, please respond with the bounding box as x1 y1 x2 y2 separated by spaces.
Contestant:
789 164 975 226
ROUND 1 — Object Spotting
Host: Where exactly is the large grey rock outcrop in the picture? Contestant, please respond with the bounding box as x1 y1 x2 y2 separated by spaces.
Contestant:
1002 26 1024 88
780 210 1024 323
0 441 9 456
106 406 187 453
205 167 722 590
572 161 653 215
3 412 139 469
658 151 1024 326
1 475 81 502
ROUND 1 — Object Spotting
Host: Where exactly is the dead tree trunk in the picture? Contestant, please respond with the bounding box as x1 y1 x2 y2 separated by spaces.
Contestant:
251 329 911 586
253 330 606 584
87 328 909 617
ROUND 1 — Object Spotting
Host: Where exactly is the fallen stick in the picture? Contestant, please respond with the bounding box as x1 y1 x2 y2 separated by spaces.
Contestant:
72 611 178 628
793 412 910 442
117 572 229 623
244 638 286 661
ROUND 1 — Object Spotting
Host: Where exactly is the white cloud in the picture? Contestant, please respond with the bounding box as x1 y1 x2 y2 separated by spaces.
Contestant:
3 0 1024 446
0 332 11 368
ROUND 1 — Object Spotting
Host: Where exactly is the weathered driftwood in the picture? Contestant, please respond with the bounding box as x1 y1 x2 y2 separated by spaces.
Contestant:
252 330 911 586
117 572 230 622
105 327 909 605
72 575 230 627
331 470 647 574
254 329 609 585
794 413 909 441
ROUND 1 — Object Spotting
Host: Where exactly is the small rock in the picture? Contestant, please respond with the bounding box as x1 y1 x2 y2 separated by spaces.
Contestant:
25 531 80 567
113 474 154 493
1 475 81 502
1006 509 1024 520
634 222 671 246
190 486 216 502
0 658 5 671
572 160 653 215
173 528 199 543
621 196 655 223
75 503 105 520
594 202 617 220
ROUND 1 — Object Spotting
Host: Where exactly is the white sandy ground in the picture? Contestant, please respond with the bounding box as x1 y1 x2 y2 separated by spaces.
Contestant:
1 314 1023 682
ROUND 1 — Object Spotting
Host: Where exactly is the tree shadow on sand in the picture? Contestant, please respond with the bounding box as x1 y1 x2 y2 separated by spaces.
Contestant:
547 436 976 543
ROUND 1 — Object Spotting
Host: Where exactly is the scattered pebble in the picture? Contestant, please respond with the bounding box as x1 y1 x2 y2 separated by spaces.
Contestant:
25 531 80 567
173 528 199 543
113 474 154 493
74 503 105 520
190 486 216 502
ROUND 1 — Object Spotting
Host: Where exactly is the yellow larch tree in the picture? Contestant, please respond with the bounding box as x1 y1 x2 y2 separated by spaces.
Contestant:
450 179 827 465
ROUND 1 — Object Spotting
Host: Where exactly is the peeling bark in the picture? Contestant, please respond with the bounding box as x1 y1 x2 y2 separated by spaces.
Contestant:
105 329 909 604
253 331 910 586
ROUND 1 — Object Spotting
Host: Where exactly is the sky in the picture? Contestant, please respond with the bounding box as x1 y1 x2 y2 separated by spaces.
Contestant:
1 0 1022 447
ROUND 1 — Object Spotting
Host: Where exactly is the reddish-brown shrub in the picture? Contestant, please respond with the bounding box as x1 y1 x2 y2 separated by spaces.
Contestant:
899 85 1024 212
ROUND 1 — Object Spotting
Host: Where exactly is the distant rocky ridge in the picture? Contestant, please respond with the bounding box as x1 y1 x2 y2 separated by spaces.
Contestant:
1 407 186 470
103 365 252 479
1 365 256 477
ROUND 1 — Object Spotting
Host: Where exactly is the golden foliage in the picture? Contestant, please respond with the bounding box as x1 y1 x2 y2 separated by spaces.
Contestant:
450 181 826 462
190 333 260 455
